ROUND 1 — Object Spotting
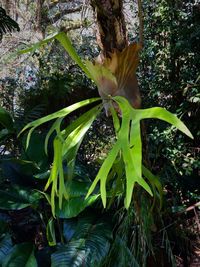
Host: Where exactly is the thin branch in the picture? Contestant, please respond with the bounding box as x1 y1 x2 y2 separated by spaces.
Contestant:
45 6 82 24
61 21 87 32
185 201 200 212
49 0 82 9
137 0 144 47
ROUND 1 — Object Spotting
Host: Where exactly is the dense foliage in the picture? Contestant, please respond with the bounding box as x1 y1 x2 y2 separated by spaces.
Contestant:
0 1 199 267
140 0 200 210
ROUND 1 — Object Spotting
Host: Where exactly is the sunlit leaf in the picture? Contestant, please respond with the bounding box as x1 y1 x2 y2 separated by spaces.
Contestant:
87 96 192 209
56 32 92 80
19 98 101 148
44 117 63 155
43 104 101 216
2 243 37 267
19 31 93 81
19 32 59 54
62 104 102 178
86 141 120 208
18 30 193 214
130 106 193 139
46 218 56 246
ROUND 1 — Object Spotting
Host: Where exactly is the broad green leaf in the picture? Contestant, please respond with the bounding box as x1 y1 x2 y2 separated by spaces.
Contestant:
0 129 11 141
42 180 99 218
63 220 76 242
46 218 56 246
65 180 93 198
0 107 14 131
2 243 37 267
34 170 50 180
1 159 40 185
51 216 112 266
72 216 112 259
56 195 99 219
21 132 49 169
0 186 42 210
0 234 12 265
51 240 86 267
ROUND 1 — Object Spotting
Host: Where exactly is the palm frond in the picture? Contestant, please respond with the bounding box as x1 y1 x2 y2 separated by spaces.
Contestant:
15 104 46 131
102 236 140 267
0 7 20 40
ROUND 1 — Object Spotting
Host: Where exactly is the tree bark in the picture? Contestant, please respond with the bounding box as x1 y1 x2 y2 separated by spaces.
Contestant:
90 0 142 111
90 0 128 56
35 0 45 36
2 0 11 15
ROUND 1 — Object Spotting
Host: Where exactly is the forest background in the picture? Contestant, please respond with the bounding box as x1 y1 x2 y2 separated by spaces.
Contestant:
0 1 199 267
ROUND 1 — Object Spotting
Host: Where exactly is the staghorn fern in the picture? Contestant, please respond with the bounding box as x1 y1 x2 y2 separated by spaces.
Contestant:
18 32 193 217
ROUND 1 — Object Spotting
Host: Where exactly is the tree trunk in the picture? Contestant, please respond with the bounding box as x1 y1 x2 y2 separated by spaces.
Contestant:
35 0 45 36
2 0 12 15
90 0 141 107
14 0 20 21
90 0 128 56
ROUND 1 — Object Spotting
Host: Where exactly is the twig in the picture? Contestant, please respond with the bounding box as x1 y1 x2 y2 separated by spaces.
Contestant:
45 6 82 24
137 0 144 47
185 201 200 212
193 207 200 233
